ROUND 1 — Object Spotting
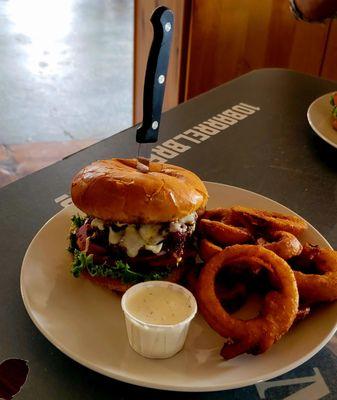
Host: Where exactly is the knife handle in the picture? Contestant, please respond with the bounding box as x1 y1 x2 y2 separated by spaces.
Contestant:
136 6 174 144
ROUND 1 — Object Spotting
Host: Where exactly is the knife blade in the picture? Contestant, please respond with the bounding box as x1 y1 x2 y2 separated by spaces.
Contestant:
136 6 174 160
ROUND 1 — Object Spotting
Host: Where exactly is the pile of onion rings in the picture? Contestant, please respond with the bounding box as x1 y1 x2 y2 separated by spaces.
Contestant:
196 245 299 360
192 206 337 360
197 206 304 262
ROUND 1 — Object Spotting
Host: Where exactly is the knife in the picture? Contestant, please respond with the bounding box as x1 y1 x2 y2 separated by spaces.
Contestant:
136 6 174 161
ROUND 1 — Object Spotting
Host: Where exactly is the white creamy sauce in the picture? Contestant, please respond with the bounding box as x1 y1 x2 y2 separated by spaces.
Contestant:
91 218 105 231
108 227 122 244
169 212 197 233
120 226 145 258
139 224 164 244
180 213 197 224
144 243 163 254
115 222 127 227
126 285 193 325
169 221 187 233
92 212 197 257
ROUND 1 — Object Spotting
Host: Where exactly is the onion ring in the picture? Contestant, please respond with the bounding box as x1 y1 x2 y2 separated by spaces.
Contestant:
231 206 307 235
202 208 234 224
186 263 249 313
290 243 320 270
185 264 200 296
256 231 303 260
196 245 299 360
199 238 222 262
293 247 337 305
215 282 249 313
295 306 311 322
198 219 252 245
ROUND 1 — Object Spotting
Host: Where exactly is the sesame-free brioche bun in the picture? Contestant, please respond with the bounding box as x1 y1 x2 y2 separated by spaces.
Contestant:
71 158 208 223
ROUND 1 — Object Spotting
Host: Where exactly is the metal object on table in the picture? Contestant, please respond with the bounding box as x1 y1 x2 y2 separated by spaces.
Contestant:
136 6 174 162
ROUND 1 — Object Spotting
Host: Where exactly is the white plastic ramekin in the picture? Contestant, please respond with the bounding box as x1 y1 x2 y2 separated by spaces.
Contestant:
121 281 197 359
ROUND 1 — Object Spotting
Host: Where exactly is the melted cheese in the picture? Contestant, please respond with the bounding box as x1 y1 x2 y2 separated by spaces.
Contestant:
115 222 127 227
169 221 187 233
114 224 165 257
145 243 163 254
120 225 145 258
108 227 122 244
91 218 105 230
139 224 164 244
169 212 197 233
103 212 197 257
180 212 197 224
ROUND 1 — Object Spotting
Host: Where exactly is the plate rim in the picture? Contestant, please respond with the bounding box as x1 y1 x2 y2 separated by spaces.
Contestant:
307 92 337 150
20 181 337 392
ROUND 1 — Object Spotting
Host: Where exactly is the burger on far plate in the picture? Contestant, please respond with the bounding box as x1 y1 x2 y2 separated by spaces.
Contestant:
68 158 208 293
330 92 337 130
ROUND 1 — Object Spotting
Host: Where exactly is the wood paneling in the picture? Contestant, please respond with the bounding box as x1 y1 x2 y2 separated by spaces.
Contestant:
184 0 330 99
133 0 189 123
321 20 337 80
134 0 334 115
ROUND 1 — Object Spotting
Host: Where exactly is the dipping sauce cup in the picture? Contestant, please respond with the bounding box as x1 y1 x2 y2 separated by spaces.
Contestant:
121 281 197 359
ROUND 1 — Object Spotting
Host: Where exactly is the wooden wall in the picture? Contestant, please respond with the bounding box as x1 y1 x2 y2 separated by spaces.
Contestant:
184 0 330 99
134 0 336 122
321 20 337 80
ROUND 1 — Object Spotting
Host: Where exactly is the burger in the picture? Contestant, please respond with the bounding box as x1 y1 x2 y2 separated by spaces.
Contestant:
68 158 208 292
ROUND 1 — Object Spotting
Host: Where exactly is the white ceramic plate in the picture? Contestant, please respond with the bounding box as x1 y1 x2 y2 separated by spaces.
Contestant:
307 92 337 149
20 182 337 392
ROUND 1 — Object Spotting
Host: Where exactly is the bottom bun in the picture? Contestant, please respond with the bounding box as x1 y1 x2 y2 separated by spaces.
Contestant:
81 263 191 293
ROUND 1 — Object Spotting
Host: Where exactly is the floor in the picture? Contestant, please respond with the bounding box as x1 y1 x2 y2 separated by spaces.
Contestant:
0 0 133 187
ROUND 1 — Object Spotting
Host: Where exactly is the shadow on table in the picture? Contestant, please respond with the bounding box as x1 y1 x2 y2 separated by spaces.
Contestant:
311 134 337 172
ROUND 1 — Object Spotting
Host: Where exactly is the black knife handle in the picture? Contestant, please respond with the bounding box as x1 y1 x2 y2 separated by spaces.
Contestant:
136 6 174 144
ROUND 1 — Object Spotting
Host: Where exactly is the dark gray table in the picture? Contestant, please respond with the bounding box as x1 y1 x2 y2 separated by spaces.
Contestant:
1 69 336 399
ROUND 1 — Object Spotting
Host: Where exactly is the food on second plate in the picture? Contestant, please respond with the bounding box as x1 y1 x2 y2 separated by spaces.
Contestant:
330 93 337 130
68 158 208 293
196 245 299 360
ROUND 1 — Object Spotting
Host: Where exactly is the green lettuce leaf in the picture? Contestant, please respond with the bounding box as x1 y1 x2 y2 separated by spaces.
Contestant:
70 250 169 283
71 214 86 229
330 95 335 107
332 106 337 118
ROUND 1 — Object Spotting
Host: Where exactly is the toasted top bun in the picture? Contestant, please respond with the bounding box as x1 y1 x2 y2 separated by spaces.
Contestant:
71 158 208 223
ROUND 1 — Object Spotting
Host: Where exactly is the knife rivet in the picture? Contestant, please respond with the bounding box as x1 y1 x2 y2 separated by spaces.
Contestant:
158 75 165 84
152 121 159 130
165 22 171 32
